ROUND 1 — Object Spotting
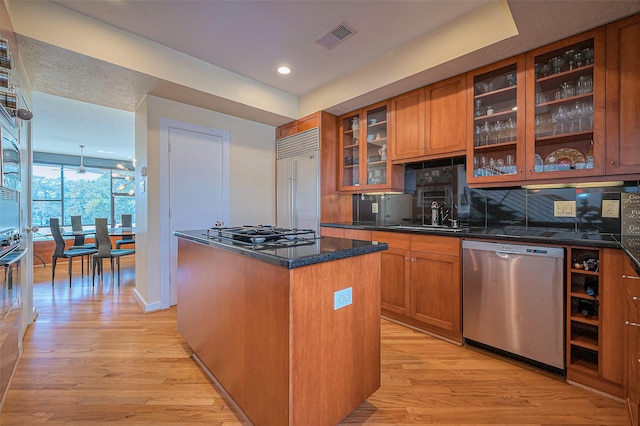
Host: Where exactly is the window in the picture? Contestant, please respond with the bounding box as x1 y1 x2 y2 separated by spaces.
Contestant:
32 163 135 229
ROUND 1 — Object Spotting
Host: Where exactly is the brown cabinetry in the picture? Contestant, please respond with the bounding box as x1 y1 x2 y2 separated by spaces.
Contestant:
391 75 466 163
373 231 462 342
276 112 320 139
567 246 624 398
372 231 410 316
424 74 467 159
339 102 403 193
525 28 606 181
410 235 461 337
467 56 526 184
605 14 640 177
390 89 424 161
622 255 640 426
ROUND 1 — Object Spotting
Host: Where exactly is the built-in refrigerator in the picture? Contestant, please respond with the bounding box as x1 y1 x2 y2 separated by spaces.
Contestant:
276 127 320 232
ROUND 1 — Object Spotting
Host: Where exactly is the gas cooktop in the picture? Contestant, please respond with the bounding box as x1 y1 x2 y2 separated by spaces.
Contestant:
203 225 318 250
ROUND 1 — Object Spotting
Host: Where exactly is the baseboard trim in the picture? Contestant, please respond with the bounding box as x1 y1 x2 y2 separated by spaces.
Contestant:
131 287 162 313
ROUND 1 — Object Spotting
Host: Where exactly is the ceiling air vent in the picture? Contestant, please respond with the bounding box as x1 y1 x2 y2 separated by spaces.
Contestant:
316 21 356 49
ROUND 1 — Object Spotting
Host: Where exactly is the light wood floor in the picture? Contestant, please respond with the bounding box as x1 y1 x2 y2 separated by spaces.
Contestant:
0 258 629 425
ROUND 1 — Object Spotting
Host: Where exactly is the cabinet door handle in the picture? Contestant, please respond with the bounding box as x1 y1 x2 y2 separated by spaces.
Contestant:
623 274 640 280
625 321 640 327
633 296 640 301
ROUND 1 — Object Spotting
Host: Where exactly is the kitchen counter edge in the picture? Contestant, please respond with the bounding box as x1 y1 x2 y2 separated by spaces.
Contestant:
173 230 388 269
320 222 640 273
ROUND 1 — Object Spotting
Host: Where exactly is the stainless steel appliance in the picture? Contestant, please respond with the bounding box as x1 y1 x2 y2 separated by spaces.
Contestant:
276 128 320 233
204 225 319 250
462 240 565 370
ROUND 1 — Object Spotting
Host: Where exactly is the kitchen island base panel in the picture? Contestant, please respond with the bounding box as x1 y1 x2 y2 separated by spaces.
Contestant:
176 238 381 426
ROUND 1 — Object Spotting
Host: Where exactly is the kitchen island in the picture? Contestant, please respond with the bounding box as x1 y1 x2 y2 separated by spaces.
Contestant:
173 229 387 426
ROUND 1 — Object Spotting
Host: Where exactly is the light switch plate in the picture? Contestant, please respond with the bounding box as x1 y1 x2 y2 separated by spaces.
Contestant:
554 200 576 217
372 202 378 214
602 200 620 218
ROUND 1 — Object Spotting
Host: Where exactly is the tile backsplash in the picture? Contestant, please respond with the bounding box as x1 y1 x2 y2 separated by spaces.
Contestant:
354 171 640 234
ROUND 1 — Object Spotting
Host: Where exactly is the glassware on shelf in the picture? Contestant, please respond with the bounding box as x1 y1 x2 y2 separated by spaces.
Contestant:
561 81 575 98
570 101 585 132
573 52 584 68
549 56 565 74
586 141 594 168
552 106 568 134
576 75 593 94
474 98 483 117
505 118 516 142
582 47 594 65
492 120 503 144
506 72 516 87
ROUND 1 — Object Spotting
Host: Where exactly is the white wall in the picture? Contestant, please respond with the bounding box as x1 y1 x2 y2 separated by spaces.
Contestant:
134 95 276 311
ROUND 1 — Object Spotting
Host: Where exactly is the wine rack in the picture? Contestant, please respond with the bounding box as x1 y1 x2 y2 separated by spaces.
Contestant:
567 246 601 373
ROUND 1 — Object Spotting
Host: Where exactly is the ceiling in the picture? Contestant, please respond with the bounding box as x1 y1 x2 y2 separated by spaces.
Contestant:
11 0 640 160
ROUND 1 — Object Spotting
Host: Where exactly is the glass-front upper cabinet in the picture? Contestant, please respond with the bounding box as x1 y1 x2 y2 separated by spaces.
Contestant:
339 102 403 193
525 28 605 179
467 56 526 184
339 112 361 191
363 103 389 189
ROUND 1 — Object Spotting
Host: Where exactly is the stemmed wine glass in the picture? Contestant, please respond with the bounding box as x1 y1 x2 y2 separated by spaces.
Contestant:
582 47 594 65
475 125 484 146
573 52 584 68
549 56 565 74
572 101 585 132
552 106 567 134
492 120 503 144
482 121 491 146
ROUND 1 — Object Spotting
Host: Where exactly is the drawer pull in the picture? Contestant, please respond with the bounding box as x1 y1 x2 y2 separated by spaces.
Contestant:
626 321 640 327
634 296 640 301
623 274 640 280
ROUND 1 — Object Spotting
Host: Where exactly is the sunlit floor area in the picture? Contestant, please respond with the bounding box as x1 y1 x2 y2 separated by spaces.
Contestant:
0 257 629 425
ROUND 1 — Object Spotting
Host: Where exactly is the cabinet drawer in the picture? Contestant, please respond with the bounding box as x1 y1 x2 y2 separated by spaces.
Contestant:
372 231 411 250
344 229 372 241
410 235 460 256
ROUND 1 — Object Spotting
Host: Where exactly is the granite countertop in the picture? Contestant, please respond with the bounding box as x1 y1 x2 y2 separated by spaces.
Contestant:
173 230 388 269
320 222 640 272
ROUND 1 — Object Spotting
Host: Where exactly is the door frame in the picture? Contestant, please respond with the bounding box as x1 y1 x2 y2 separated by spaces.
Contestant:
159 118 230 308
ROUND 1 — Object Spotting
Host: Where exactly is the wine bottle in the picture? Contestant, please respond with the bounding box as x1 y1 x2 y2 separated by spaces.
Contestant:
578 299 598 317
583 277 598 296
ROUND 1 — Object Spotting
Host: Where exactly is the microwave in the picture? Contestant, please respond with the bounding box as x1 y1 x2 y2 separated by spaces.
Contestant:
1 125 20 192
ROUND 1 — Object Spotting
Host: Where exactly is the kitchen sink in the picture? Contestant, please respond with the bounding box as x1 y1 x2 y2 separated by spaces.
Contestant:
391 225 468 233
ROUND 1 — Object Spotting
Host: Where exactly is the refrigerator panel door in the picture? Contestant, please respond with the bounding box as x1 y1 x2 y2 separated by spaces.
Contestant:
276 152 319 232
276 159 292 229
291 152 319 232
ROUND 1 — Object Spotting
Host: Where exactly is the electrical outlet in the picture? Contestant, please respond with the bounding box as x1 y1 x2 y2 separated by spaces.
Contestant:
554 200 576 217
602 200 620 218
372 202 378 214
334 287 353 310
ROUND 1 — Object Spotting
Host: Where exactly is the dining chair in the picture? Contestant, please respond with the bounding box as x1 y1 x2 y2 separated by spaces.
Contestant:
50 217 98 287
115 214 135 249
69 215 96 270
92 218 135 285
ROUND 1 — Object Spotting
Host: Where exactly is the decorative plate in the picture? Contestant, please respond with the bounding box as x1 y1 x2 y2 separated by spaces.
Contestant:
545 148 585 166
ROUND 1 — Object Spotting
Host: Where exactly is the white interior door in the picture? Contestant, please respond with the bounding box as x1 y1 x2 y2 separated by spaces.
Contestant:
168 126 228 306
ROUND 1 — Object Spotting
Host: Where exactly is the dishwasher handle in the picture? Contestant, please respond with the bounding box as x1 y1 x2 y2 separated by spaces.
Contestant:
495 251 521 259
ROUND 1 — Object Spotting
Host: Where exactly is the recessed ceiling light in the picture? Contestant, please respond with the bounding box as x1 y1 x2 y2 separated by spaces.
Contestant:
278 66 291 75
97 149 114 154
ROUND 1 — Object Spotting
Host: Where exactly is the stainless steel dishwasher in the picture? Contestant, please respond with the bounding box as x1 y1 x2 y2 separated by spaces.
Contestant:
462 240 565 370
